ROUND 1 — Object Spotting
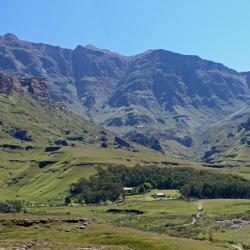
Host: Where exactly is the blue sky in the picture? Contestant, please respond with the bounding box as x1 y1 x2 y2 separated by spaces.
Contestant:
1 0 250 71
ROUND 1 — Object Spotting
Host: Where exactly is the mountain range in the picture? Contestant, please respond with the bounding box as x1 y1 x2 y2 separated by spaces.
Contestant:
1 33 250 164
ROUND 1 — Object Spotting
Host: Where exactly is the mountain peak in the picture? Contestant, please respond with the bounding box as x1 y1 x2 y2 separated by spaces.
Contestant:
82 44 115 54
74 44 126 59
84 44 99 50
4 33 18 40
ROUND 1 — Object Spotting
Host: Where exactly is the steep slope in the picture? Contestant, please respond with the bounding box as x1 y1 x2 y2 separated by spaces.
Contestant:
72 45 129 115
199 109 250 165
1 33 250 161
71 46 250 135
0 70 182 202
0 33 83 113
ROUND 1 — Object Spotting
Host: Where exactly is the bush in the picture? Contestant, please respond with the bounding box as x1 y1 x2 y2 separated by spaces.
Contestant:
136 182 153 194
0 200 23 213
7 200 23 213
0 202 14 213
64 196 71 205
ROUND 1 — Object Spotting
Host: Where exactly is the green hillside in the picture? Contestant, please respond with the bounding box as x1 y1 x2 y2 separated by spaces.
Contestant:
0 74 183 203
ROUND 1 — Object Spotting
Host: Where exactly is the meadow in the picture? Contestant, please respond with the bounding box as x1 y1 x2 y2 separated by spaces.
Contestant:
18 198 249 249
0 218 228 250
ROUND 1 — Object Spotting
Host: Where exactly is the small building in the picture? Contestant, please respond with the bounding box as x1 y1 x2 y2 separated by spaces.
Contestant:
136 125 145 129
123 187 133 193
152 192 166 198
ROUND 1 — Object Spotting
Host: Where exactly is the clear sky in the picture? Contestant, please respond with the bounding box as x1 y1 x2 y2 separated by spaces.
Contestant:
1 0 250 71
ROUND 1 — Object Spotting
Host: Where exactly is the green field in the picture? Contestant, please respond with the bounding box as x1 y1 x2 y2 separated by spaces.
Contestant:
22 198 249 249
0 217 228 250
30 200 197 232
125 189 181 202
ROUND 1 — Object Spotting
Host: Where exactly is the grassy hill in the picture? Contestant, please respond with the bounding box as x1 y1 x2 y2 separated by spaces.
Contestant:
0 73 185 202
1 79 250 203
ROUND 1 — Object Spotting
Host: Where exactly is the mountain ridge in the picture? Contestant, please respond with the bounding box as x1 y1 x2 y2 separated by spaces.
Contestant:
1 33 250 162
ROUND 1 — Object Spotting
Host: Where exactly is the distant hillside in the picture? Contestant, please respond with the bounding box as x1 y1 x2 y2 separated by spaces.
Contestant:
1 33 250 162
0 70 180 202
199 108 250 165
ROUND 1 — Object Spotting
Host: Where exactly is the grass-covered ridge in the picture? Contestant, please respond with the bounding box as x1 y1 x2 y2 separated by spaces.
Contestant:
0 72 185 202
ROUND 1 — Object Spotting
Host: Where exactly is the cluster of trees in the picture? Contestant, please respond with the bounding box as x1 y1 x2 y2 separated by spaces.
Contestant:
69 165 250 203
70 168 123 203
0 200 23 213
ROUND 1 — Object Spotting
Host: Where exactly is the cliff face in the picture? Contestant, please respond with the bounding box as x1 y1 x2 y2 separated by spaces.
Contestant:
0 69 15 95
0 33 74 104
1 33 250 159
72 45 129 109
0 69 49 99
18 77 49 98
1 34 249 118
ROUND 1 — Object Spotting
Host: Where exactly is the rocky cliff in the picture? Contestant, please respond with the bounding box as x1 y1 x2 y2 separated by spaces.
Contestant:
1 33 250 159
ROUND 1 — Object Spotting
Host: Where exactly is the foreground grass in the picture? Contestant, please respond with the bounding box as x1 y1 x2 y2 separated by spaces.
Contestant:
28 199 250 247
201 199 250 247
0 213 228 250
1 198 249 248
30 200 197 231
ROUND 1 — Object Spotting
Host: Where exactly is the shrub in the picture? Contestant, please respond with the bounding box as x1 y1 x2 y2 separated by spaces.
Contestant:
64 196 71 205
0 202 14 213
6 200 23 213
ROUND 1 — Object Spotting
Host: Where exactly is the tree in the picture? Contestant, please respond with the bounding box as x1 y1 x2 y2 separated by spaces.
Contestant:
0 202 14 213
69 164 250 203
6 200 23 213
64 196 71 205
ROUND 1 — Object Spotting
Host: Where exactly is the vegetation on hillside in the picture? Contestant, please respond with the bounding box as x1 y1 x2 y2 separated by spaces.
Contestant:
0 200 23 213
0 70 183 202
70 165 250 203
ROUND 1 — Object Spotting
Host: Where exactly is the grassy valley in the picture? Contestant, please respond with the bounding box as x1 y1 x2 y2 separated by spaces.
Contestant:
1 29 250 249
0 72 250 249
0 197 249 249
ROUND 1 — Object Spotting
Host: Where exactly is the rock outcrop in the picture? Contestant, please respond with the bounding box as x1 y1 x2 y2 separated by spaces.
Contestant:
19 77 49 98
114 136 131 148
0 69 49 98
0 69 15 95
